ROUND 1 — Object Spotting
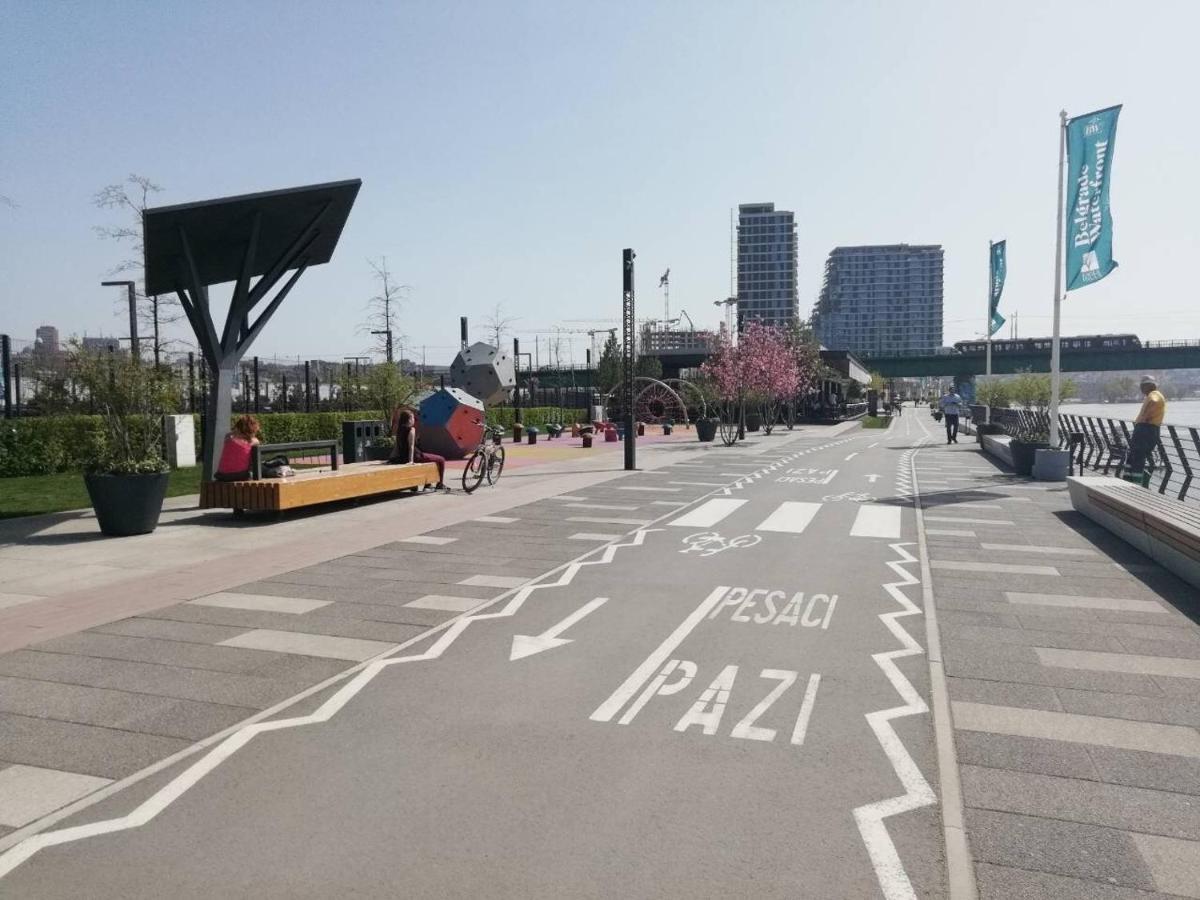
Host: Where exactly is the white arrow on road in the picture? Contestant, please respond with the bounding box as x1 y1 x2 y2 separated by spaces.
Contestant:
865 474 880 483
510 597 608 660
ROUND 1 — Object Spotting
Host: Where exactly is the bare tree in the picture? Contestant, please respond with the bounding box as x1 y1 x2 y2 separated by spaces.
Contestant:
0 194 16 209
93 174 180 365
361 257 408 363
484 302 518 349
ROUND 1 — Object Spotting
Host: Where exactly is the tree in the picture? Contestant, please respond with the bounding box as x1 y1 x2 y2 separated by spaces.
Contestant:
93 175 179 366
635 354 663 379
739 322 798 435
365 363 415 430
596 332 622 393
484 302 518 349
362 257 407 362
975 377 1010 409
700 332 748 446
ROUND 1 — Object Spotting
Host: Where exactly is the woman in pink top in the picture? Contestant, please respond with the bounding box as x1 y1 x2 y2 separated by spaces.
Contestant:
215 415 261 481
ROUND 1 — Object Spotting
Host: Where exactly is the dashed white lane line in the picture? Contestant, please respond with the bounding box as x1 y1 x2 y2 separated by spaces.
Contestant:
569 533 623 541
564 503 640 511
668 498 747 528
473 516 518 524
617 486 681 493
850 505 903 539
756 501 822 534
398 535 457 545
669 481 727 487
567 516 654 526
845 452 859 460
651 500 688 507
459 575 529 589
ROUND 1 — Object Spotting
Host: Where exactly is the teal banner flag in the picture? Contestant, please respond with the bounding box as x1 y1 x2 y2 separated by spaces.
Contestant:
1065 105 1121 291
989 240 1006 336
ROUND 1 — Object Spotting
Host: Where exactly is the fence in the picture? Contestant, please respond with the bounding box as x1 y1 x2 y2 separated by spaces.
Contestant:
974 405 1200 507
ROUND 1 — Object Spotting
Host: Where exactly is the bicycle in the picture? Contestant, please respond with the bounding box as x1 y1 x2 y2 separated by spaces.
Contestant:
462 425 507 493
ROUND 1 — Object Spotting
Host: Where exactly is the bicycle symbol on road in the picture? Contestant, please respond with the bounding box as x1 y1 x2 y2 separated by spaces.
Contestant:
821 491 876 503
680 532 763 557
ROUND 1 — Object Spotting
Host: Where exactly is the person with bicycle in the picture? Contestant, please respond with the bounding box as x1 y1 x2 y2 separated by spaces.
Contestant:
389 408 449 491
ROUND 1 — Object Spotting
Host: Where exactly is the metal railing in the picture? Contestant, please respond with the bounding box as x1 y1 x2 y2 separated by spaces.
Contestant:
973 405 1200 506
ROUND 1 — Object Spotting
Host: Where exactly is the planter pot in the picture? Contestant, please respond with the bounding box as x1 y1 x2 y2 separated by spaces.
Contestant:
1033 448 1071 481
696 419 718 443
84 472 170 537
1009 440 1048 477
365 445 393 461
745 413 762 432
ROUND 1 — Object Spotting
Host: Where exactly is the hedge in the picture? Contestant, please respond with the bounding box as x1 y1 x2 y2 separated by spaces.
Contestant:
1 408 589 477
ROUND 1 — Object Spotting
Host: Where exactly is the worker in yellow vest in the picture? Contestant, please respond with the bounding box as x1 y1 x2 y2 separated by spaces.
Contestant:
1126 375 1166 481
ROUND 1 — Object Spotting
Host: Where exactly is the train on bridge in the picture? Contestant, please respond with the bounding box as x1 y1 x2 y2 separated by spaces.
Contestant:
953 333 1141 355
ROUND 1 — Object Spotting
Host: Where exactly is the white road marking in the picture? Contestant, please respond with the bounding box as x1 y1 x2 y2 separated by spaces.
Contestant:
548 495 589 502
980 543 1096 556
851 505 902 539
669 481 727 487
510 596 607 660
567 516 654 526
617 486 681 493
651 500 688 506
845 452 858 460
459 575 528 589
473 516 518 524
790 673 822 745
755 501 822 534
591 585 730 723
923 516 1014 526
1004 592 1164 613
924 529 976 537
1036 647 1200 679
190 593 331 615
931 560 1059 576
397 535 457 545
405 595 485 612
669 499 747 528
865 474 880 483
569 532 622 541
0 767 112 829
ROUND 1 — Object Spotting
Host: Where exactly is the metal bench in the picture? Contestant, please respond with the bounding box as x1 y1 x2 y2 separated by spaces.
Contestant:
251 439 338 479
1067 476 1200 589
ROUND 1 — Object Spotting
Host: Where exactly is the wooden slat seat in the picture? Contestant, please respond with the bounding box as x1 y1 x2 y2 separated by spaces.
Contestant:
200 461 439 512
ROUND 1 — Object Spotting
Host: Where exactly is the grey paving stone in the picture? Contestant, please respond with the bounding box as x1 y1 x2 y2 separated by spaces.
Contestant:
955 731 1097 780
0 649 338 709
1116 637 1200 660
975 861 1176 899
937 609 1024 630
965 808 1157 889
0 675 253 740
944 652 1165 698
1154 674 1200 698
90 617 248 645
1112 623 1200 644
963 765 1200 841
133 604 424 645
32 632 285 675
1056 687 1200 728
0 713 190 779
945 624 1126 653
947 677 1063 711
1087 745 1200 797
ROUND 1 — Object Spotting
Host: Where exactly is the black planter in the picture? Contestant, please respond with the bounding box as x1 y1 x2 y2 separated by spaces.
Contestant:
85 472 170 536
1009 440 1048 477
696 419 718 442
365 445 393 461
745 412 762 432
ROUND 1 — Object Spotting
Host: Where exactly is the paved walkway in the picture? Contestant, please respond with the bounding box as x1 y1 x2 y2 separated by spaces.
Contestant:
2 414 1198 897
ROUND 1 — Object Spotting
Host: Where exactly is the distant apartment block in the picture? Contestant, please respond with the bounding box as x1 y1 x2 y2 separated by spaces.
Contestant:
811 244 943 355
34 325 60 353
737 202 798 330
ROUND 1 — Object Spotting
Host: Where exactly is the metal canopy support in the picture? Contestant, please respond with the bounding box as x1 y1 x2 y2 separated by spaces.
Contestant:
174 202 332 479
623 248 636 471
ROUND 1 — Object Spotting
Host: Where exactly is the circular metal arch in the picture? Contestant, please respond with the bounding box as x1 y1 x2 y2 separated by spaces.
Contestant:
604 376 692 425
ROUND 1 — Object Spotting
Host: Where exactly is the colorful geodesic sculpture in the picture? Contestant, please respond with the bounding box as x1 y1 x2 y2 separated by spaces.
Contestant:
449 342 515 405
418 387 485 459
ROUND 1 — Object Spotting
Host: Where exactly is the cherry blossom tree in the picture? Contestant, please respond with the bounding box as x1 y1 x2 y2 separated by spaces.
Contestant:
739 322 799 435
700 331 747 446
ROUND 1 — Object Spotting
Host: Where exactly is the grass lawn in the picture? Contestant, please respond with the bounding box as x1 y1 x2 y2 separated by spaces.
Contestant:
0 468 203 520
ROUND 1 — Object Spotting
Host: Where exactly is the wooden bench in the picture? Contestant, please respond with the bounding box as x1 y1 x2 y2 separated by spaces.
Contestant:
200 461 439 513
1067 475 1200 589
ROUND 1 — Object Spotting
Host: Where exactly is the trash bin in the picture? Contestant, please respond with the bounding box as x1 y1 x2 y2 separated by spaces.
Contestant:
526 427 540 445
636 422 645 436
512 424 524 442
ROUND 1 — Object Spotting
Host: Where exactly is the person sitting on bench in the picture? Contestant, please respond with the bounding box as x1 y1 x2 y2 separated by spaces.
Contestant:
215 415 261 482
389 408 448 491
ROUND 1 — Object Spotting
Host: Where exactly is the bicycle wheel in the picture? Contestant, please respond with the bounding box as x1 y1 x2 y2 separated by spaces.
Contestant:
486 446 506 485
461 450 487 493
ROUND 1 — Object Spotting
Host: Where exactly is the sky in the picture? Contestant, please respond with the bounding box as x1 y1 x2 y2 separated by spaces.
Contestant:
2 0 1198 366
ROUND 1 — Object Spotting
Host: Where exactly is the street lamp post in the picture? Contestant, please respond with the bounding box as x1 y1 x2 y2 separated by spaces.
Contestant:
101 280 139 361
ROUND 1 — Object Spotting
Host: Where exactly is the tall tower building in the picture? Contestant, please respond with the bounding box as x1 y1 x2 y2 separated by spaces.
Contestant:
737 202 797 331
34 325 60 353
811 244 943 355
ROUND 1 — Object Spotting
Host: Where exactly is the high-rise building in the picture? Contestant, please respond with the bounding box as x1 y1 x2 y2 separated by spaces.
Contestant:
811 244 943 355
34 325 60 353
737 202 797 331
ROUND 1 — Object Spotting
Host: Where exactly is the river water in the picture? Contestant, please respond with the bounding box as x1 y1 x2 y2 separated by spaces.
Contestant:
1063 399 1200 429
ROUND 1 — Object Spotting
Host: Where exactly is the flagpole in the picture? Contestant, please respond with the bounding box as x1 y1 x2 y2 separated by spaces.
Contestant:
986 239 993 425
1049 109 1068 449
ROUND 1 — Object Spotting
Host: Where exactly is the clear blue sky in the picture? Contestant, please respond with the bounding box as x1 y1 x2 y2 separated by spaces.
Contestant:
2 0 1197 365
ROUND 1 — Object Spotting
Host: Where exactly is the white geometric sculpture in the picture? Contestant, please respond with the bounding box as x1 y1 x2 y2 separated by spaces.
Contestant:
449 341 515 405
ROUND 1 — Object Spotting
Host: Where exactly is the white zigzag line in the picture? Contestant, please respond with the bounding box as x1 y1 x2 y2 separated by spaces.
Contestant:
0 529 657 879
852 541 936 900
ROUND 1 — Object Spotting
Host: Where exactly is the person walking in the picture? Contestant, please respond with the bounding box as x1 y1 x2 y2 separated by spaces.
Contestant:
939 389 962 444
1125 375 1166 482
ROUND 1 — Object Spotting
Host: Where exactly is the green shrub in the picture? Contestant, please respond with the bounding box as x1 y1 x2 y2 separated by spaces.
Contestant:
485 407 588 429
862 415 892 429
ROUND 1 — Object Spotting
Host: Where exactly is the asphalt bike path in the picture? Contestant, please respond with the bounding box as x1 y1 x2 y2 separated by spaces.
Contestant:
0 422 949 898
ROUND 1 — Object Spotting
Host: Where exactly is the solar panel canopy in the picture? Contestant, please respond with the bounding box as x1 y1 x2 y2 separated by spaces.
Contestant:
142 179 361 296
